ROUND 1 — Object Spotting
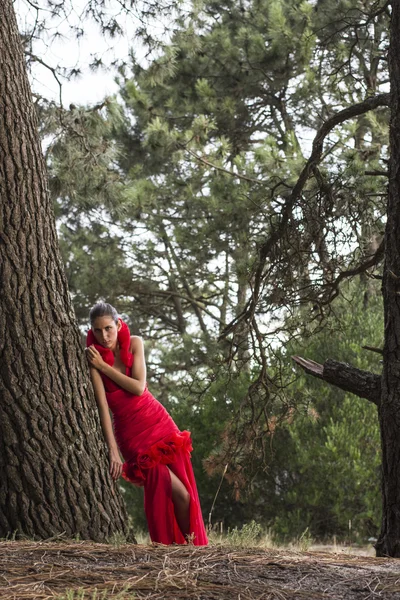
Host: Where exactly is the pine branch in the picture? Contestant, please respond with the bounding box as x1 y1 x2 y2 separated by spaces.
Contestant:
362 345 384 354
25 52 63 106
160 225 210 335
319 239 385 305
220 92 390 339
255 93 390 296
184 148 267 185
292 356 381 406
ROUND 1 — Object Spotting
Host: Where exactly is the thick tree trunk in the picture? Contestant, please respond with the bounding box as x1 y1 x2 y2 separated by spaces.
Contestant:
375 0 400 558
0 0 131 541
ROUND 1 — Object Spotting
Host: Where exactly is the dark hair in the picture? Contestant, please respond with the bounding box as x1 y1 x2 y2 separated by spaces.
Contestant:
89 302 119 325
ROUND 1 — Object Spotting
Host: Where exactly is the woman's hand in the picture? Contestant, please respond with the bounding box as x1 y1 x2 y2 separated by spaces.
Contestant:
86 345 106 371
109 449 123 480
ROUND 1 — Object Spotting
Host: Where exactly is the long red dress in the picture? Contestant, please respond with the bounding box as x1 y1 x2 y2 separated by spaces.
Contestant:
87 323 208 546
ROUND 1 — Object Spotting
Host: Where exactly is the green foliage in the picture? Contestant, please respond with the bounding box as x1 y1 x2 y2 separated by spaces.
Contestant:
262 280 383 541
57 587 134 600
225 520 263 547
106 531 129 547
297 528 314 552
40 0 389 541
119 281 383 542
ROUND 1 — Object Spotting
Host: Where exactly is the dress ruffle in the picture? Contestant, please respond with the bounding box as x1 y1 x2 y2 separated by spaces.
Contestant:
122 430 193 486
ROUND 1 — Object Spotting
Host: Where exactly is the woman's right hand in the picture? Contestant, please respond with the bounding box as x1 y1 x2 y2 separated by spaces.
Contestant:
109 449 123 480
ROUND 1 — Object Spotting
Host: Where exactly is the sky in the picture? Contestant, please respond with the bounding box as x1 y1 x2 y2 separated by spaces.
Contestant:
14 0 139 107
14 0 319 161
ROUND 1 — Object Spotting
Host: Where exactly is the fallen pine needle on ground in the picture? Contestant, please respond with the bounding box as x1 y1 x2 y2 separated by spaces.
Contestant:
0 540 400 599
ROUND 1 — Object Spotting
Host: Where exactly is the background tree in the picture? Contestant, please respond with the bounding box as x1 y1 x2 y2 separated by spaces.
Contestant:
57 0 386 432
268 278 382 541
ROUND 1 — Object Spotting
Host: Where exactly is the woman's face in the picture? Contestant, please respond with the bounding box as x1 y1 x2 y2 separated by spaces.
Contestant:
91 316 120 350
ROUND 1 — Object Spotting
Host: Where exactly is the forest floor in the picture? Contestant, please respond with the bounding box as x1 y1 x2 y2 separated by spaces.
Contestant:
1 540 400 599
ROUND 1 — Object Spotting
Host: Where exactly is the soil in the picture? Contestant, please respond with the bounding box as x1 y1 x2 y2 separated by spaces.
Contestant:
1 540 400 599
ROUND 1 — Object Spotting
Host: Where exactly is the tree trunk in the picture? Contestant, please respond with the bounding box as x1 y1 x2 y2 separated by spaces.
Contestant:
0 0 131 541
293 2 400 558
375 0 400 558
232 232 251 369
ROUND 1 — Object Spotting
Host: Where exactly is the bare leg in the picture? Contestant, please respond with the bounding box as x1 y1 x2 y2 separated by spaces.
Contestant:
168 467 191 538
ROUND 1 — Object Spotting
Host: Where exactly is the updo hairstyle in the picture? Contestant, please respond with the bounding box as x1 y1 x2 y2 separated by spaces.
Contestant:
89 302 119 325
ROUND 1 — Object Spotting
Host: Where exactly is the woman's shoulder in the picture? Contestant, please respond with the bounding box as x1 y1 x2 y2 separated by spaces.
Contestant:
129 335 144 353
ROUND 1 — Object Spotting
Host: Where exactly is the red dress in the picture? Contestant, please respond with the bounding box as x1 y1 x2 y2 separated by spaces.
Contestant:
87 323 208 545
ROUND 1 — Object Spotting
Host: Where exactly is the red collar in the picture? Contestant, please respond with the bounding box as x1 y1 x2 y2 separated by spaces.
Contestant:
86 318 133 367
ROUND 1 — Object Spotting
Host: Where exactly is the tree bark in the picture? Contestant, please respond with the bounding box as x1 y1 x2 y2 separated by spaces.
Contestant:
291 356 381 406
0 0 131 541
375 0 400 558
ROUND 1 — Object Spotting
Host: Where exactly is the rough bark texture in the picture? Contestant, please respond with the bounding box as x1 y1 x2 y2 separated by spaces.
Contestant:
375 0 400 558
291 356 381 406
0 0 131 541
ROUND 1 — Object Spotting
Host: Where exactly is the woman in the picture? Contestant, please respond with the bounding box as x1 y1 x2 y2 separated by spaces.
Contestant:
86 302 208 546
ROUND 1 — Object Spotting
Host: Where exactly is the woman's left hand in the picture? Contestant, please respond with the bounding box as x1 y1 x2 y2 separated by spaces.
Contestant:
109 449 123 480
86 345 106 371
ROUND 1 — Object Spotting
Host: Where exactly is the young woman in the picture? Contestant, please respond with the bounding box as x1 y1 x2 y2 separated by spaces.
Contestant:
86 302 208 545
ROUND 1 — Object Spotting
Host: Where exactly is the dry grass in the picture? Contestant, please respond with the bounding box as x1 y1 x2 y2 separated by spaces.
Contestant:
1 539 400 599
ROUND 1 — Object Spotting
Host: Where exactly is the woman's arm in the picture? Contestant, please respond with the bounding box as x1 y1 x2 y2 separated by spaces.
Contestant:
87 336 147 396
89 367 123 480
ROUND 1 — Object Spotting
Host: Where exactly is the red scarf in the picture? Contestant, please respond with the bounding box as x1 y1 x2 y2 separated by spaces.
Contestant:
86 318 133 368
